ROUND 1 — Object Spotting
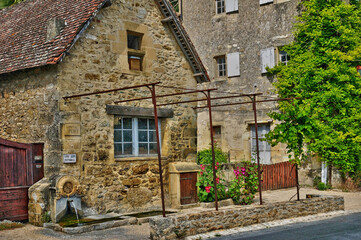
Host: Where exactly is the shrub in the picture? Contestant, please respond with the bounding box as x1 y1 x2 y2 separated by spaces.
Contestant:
228 162 259 205
197 146 228 165
196 146 228 202
196 162 227 202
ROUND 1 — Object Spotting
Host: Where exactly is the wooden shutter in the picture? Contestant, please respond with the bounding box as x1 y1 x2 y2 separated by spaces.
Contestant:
260 47 275 73
227 52 240 77
260 0 273 5
225 0 238 13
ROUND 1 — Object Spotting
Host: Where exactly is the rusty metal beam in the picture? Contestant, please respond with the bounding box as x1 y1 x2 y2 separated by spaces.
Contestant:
251 94 263 205
193 98 297 109
147 84 166 217
114 88 217 104
63 82 161 100
157 93 264 107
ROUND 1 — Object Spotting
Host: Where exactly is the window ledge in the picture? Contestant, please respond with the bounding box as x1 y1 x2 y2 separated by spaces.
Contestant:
115 156 168 162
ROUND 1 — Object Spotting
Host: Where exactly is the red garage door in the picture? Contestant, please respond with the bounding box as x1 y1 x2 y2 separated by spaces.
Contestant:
0 138 43 221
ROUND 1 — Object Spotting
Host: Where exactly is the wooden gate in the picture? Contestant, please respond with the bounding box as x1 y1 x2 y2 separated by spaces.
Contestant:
0 138 44 221
180 172 198 205
261 162 297 191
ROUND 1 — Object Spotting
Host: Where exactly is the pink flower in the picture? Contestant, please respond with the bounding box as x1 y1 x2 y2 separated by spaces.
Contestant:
205 186 212 193
200 164 205 170
216 162 219 166
216 178 220 184
200 172 203 175
215 166 218 170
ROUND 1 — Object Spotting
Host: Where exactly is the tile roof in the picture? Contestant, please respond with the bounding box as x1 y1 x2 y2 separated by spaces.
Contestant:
0 0 109 75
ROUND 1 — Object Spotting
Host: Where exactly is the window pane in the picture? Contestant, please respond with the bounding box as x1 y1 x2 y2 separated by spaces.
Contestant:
138 118 148 129
149 143 157 155
114 144 122 156
114 130 122 142
124 143 133 155
139 131 148 142
123 118 132 129
139 143 148 155
114 117 122 129
149 119 155 130
149 131 157 142
123 130 132 142
127 35 141 50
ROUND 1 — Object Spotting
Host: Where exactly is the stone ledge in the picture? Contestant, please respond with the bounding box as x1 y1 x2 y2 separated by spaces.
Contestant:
149 195 345 240
44 216 137 234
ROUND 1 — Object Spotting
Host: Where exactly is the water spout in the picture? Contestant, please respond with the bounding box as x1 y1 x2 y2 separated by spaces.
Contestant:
68 199 80 225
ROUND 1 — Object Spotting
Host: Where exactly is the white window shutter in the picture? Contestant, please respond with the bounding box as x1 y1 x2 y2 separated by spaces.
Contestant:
227 52 240 77
260 47 275 73
225 0 238 13
260 0 273 5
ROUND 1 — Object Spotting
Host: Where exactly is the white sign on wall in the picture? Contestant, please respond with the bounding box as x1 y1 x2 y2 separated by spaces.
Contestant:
63 154 77 163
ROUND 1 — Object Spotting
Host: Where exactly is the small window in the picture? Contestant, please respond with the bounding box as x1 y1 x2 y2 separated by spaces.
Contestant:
128 55 143 71
127 33 142 50
279 51 290 65
216 0 225 14
213 126 222 138
215 56 226 77
127 31 144 71
114 117 160 157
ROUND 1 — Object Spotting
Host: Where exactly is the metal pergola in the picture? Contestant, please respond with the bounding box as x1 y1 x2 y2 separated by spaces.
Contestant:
63 81 300 217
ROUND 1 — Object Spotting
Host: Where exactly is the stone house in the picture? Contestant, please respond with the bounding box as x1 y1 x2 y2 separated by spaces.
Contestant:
181 0 339 186
0 0 209 224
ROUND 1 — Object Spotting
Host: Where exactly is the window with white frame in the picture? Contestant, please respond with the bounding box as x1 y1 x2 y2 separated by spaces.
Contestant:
215 56 227 77
250 124 271 165
216 0 225 14
216 0 238 14
114 117 160 157
279 50 290 65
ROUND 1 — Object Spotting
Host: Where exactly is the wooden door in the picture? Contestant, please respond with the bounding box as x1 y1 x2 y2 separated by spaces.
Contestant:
0 138 43 221
180 172 197 205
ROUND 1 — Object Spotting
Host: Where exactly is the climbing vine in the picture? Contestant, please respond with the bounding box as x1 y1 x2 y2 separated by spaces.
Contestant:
266 0 361 179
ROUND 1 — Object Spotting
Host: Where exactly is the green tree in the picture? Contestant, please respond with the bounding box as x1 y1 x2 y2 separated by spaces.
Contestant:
0 0 24 9
267 0 361 177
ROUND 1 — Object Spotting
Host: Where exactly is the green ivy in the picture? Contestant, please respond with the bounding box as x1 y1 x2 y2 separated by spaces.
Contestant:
266 0 361 178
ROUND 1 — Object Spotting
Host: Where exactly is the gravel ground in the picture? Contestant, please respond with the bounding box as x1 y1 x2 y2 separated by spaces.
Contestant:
1 187 359 240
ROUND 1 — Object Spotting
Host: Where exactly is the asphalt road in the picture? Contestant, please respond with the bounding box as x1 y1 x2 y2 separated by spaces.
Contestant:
209 212 361 240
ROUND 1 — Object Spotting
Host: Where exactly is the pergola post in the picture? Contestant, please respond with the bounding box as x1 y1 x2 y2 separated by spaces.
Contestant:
148 84 166 217
251 94 263 205
205 90 219 211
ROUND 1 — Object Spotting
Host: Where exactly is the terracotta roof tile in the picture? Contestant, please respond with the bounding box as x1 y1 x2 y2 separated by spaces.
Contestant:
0 0 108 75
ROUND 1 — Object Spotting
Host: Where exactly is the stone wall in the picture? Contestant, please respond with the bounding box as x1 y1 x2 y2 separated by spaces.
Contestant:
182 0 332 185
183 0 299 162
0 66 62 176
55 0 199 214
149 195 344 239
1 0 201 222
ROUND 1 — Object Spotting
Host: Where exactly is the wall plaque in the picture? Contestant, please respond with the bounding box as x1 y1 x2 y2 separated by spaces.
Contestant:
63 154 77 163
63 124 81 136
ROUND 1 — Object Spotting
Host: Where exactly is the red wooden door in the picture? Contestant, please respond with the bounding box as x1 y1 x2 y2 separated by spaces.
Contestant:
180 172 198 205
0 139 43 221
